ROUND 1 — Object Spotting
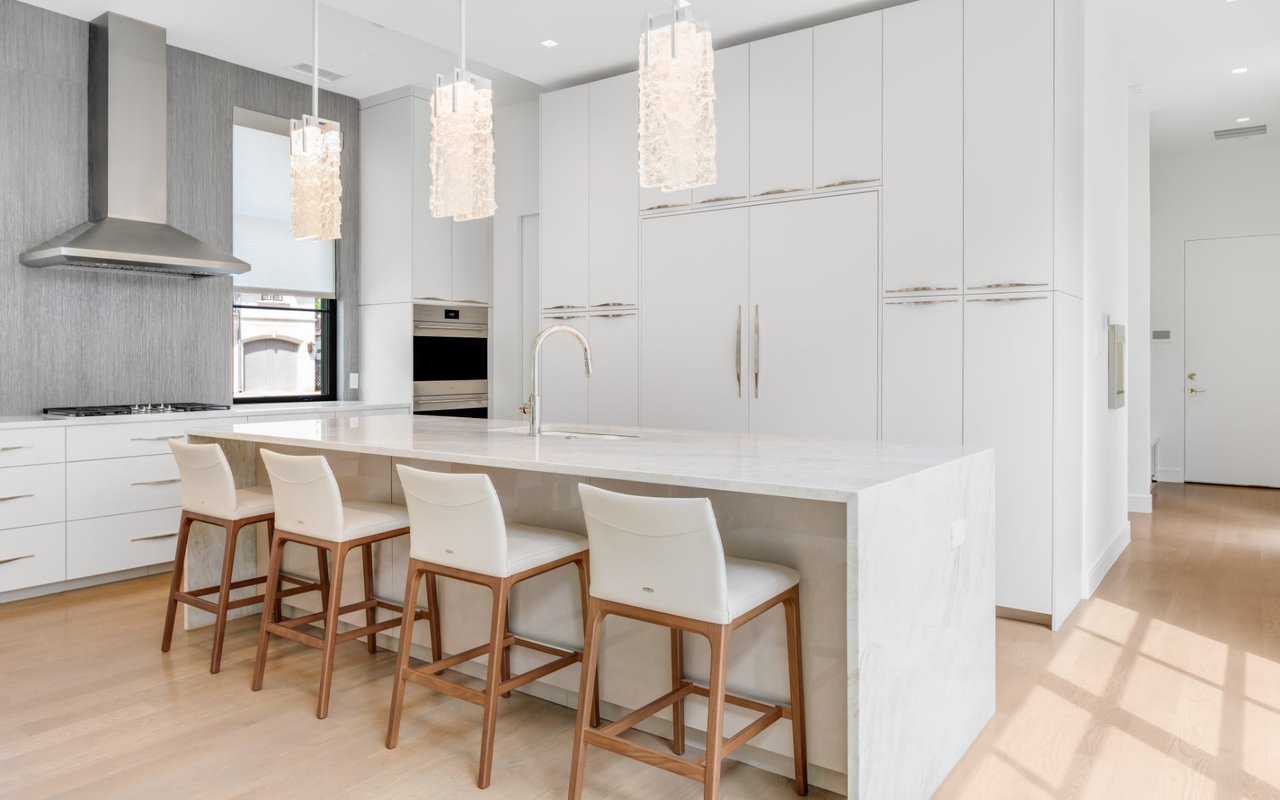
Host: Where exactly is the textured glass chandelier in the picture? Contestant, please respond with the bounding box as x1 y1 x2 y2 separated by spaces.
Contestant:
638 1 717 192
430 0 497 221
291 0 343 241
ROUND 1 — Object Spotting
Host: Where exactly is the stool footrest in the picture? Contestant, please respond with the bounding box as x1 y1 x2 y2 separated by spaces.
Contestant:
173 592 219 614
335 617 401 644
583 729 705 782
600 683 698 737
496 649 580 695
684 682 793 720
404 670 486 705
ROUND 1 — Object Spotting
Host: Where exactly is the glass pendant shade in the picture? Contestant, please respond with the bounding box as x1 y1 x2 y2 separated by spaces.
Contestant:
638 10 717 192
430 69 497 221
290 115 343 241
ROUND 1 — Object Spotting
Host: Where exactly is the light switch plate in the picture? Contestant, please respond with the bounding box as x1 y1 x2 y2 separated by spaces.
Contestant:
950 519 966 549
349 373 359 390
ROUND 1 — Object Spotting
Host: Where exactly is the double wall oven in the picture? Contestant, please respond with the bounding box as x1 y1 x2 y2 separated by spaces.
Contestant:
412 305 489 418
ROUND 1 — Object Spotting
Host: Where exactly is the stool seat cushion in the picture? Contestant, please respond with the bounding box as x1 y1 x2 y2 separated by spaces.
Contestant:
230 487 275 520
275 501 410 542
725 557 800 621
503 524 588 577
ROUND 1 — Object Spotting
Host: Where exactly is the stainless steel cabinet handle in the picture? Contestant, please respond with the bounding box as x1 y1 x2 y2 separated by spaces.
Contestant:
0 494 34 502
1188 387 1208 395
545 304 585 311
816 178 879 190
754 188 807 198
546 314 588 321
130 478 181 486
643 203 687 212
697 195 747 205
966 282 1050 290
966 296 1048 303
131 532 179 542
0 445 32 452
1187 372 1197 380
597 313 637 319
0 554 35 565
735 306 743 398
130 435 180 442
591 302 631 308
885 286 959 294
416 296 448 302
886 299 960 306
753 305 761 399
455 299 488 305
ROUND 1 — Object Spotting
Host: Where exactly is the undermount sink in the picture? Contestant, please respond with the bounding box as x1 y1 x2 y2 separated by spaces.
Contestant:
491 425 637 441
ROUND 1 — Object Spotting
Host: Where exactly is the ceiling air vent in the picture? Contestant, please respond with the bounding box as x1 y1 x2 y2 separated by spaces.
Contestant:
1214 124 1268 141
290 62 345 83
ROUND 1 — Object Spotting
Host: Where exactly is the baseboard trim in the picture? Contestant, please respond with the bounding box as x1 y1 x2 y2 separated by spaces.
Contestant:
0 562 173 605
1156 467 1184 484
996 606 1052 627
1128 493 1153 514
1086 521 1131 597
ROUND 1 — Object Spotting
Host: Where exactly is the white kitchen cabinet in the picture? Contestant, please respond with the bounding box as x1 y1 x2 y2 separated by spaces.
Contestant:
641 209 750 433
964 293 1054 616
690 44 750 208
0 523 65 592
749 29 814 199
587 311 640 427
452 217 494 305
964 0 1054 293
589 73 640 309
67 454 181 521
411 95 454 303
748 194 879 439
881 297 963 445
541 85 591 310
882 0 963 295
67 508 181 580
360 96 415 305
0 463 65 532
814 12 883 192
0 427 64 468
536 314 591 425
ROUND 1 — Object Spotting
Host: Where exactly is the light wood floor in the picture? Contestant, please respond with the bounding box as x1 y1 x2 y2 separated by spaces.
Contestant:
2 482 1277 799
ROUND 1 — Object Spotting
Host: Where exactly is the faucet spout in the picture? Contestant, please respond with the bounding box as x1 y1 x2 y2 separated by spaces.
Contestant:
528 324 593 437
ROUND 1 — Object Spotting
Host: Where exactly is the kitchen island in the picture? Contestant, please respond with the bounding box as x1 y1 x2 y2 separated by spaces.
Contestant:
186 414 996 798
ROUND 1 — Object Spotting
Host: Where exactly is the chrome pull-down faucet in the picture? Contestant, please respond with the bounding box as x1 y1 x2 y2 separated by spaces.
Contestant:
528 324 593 437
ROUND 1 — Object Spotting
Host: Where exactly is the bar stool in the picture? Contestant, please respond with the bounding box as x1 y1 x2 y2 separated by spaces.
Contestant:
568 484 808 800
386 465 596 790
162 440 319 674
252 449 432 719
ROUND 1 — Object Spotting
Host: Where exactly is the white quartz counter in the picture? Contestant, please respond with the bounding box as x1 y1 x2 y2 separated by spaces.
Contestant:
190 414 987 502
0 401 408 431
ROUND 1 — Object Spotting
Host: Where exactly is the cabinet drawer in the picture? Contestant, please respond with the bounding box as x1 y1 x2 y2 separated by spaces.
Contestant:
0 523 66 592
67 417 232 461
0 463 66 531
0 427 65 468
67 454 180 520
67 508 181 580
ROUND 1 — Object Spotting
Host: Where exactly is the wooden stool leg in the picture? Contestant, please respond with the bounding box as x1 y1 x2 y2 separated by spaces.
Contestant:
386 565 423 749
160 513 194 653
500 590 513 698
574 556 600 728
362 542 378 654
316 543 347 720
783 590 808 796
424 571 442 661
567 600 605 800
316 548 331 611
266 519 282 622
703 626 731 800
252 532 287 691
209 521 242 674
670 628 686 755
476 579 511 789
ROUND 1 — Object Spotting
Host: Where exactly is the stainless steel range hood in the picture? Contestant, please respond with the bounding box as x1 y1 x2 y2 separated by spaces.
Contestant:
20 13 249 277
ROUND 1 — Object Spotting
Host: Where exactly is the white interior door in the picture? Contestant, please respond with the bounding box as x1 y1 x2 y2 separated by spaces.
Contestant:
1185 235 1280 487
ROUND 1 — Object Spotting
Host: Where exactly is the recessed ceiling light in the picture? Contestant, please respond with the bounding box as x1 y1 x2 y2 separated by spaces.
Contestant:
1232 67 1249 74
1238 116 1252 123
541 39 559 48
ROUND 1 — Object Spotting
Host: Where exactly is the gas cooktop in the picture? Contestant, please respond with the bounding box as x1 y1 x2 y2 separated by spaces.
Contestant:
43 403 232 418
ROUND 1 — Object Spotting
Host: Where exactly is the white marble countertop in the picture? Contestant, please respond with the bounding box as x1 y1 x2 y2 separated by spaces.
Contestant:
190 415 988 502
0 401 408 431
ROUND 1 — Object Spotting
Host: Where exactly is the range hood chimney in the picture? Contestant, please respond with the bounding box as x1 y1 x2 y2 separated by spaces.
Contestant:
20 13 249 277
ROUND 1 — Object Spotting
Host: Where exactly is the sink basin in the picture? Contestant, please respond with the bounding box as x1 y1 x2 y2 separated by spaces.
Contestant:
491 425 637 441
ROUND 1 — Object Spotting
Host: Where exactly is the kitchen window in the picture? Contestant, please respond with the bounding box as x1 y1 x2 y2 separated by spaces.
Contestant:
230 108 338 403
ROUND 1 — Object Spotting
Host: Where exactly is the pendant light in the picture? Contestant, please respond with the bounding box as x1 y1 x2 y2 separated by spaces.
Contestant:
430 0 497 221
638 0 717 192
291 0 343 241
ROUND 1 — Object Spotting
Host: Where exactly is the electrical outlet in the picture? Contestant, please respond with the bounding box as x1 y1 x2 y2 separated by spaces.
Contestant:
949 519 966 549
348 373 359 390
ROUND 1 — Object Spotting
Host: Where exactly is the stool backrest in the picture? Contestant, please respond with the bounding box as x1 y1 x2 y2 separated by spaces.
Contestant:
397 465 508 575
169 440 239 518
577 484 730 624
260 449 344 538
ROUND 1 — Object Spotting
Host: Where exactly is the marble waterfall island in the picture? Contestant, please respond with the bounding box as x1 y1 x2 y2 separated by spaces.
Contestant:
186 415 996 798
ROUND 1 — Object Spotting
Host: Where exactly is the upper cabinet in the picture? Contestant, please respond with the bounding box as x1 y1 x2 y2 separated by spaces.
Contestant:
749 29 814 199
964 0 1054 293
690 44 750 208
451 217 493 305
882 0 963 295
813 12 883 191
588 73 639 309
541 85 591 310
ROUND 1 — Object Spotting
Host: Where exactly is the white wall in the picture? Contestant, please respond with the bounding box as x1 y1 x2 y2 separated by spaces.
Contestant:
491 100 541 419
1150 144 1280 481
1082 0 1131 595
1127 108 1152 513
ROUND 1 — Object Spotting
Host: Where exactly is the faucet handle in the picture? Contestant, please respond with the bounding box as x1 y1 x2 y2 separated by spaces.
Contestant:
518 403 531 416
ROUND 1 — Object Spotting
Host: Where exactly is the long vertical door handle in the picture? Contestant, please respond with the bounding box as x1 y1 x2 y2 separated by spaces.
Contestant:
735 306 743 398
753 305 761 399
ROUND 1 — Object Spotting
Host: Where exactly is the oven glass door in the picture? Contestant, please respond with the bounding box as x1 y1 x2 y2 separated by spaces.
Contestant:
413 335 487 383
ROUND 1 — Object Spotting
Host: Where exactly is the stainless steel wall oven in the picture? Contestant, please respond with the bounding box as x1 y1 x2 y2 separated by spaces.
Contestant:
412 305 488 417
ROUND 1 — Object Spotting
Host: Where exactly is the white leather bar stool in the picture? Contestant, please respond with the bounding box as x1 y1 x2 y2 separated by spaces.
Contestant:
162 440 319 674
386 465 597 790
568 484 808 800
252 449 432 719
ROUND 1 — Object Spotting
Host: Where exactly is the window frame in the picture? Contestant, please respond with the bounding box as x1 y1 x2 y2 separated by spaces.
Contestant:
231 295 338 406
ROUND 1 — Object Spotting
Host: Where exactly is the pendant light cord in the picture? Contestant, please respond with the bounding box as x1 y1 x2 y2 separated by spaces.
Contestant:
312 0 320 118
459 0 467 72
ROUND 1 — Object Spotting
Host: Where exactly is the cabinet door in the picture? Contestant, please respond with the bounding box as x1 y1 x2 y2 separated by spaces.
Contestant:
814 12 882 191
589 73 640 308
452 217 493 305
640 209 749 432
412 96 453 302
588 312 639 427
749 29 814 199
537 315 590 425
541 86 590 309
690 44 750 208
883 0 963 294
359 98 414 305
881 298 962 445
965 0 1053 292
748 194 878 439
963 293 1053 615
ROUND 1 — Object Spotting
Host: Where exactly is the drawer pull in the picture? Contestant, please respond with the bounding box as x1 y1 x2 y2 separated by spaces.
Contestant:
130 478 182 487
886 286 959 294
544 304 585 311
455 299 488 305
816 178 879 190
966 296 1048 303
131 532 179 543
130 435 181 442
591 302 631 308
696 195 747 205
886 299 960 306
0 494 34 502
0 554 35 565
643 203 687 211
754 188 806 197
0 445 32 452
967 282 1050 290
545 314 588 321
597 312 637 319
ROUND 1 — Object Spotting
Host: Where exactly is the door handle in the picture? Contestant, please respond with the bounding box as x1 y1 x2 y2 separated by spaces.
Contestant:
753 305 761 399
1188 387 1208 395
131 532 179 543
0 445 32 452
130 478 181 487
735 306 743 398
0 494 34 502
1187 372 1197 380
0 554 35 565
130 435 181 442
